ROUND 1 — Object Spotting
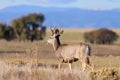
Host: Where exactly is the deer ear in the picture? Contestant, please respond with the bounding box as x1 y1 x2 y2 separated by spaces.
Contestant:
50 28 54 35
59 27 64 34
59 30 64 34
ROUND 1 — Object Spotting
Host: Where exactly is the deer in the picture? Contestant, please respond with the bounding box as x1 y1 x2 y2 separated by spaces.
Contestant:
47 27 94 71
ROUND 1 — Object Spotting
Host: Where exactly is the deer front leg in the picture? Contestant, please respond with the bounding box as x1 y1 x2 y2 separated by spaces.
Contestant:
69 63 72 71
58 60 62 70
58 62 61 69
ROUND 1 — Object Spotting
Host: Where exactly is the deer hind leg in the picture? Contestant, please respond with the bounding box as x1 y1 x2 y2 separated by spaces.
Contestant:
85 57 94 71
87 63 94 71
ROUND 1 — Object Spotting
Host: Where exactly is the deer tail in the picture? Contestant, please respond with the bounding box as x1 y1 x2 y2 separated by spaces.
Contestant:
86 45 91 56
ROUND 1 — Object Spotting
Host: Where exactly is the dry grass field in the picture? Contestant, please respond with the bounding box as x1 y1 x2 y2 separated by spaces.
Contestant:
0 29 120 80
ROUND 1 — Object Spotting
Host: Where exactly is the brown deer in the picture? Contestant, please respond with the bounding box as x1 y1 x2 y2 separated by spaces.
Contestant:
47 27 94 71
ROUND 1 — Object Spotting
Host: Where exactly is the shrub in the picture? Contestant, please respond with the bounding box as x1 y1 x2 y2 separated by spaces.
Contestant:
4 26 16 41
0 23 15 41
84 28 119 44
0 23 5 38
89 68 119 80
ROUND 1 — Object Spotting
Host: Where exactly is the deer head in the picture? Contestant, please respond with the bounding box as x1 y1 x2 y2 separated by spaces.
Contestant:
50 27 63 36
47 27 64 50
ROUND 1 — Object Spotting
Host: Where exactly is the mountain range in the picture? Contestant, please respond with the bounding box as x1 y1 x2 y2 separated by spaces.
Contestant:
0 5 120 28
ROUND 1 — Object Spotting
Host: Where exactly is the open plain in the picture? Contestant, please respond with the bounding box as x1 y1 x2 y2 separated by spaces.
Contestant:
0 29 120 80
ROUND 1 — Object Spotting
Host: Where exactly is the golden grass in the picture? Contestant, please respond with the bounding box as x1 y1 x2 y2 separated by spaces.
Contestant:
0 60 92 80
0 56 120 80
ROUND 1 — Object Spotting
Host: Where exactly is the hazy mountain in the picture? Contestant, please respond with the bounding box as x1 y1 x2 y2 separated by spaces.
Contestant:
0 5 120 28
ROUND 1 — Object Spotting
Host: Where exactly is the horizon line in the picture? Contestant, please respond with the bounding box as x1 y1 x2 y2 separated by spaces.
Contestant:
0 4 120 11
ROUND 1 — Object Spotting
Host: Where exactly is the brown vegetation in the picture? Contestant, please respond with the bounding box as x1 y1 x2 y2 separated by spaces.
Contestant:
84 28 119 44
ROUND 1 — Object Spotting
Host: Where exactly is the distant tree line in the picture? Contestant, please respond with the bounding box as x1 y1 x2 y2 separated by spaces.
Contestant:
84 28 119 44
0 13 46 41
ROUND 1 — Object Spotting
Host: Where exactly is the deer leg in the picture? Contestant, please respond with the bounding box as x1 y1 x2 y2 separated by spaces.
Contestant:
87 63 94 71
86 57 94 71
82 63 87 71
58 61 62 70
79 59 83 70
69 63 72 71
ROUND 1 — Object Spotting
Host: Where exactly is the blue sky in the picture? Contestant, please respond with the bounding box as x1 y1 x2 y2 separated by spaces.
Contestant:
0 0 120 10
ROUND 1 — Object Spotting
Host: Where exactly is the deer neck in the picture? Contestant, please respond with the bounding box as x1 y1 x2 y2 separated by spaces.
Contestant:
53 36 61 51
